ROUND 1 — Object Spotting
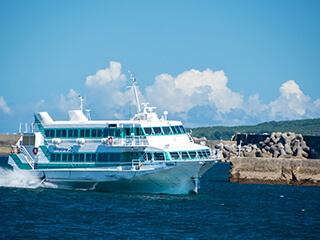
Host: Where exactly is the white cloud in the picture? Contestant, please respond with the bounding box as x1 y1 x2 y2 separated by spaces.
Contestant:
56 89 81 112
145 71 320 125
146 68 243 116
244 93 269 117
269 80 313 119
42 63 320 126
0 96 11 114
86 61 126 88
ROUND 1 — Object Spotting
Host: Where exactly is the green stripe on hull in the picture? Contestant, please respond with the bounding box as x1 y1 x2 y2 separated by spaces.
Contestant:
11 154 33 170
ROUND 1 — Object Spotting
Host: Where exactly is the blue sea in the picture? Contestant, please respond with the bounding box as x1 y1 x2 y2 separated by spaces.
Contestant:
0 163 319 240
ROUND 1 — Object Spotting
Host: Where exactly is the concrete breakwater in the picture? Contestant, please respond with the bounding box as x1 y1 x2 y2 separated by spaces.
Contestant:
0 133 22 156
229 157 320 186
194 133 320 186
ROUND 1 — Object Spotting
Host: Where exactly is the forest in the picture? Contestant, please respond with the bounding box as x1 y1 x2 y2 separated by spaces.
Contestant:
188 118 320 140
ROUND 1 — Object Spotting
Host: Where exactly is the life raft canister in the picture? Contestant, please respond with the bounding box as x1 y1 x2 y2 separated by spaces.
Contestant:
12 146 18 154
108 136 113 144
33 147 38 155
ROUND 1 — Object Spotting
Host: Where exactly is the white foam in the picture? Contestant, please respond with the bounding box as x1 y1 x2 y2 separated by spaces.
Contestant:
0 168 56 189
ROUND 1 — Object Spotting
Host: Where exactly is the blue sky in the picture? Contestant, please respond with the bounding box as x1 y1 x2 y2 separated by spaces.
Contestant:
1 0 320 133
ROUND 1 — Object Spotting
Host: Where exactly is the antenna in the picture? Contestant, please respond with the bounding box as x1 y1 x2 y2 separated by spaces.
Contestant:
85 109 91 121
128 70 141 113
78 95 84 112
163 111 168 121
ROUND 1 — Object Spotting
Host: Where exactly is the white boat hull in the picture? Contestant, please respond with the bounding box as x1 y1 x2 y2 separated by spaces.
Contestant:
8 157 218 194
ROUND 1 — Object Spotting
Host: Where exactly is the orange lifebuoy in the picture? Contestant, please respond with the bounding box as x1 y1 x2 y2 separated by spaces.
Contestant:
33 147 38 155
108 136 113 144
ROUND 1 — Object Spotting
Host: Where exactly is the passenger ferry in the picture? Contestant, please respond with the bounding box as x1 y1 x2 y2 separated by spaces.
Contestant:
8 73 220 194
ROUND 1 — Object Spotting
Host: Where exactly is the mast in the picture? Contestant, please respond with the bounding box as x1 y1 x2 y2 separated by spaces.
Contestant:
128 70 141 113
78 95 84 112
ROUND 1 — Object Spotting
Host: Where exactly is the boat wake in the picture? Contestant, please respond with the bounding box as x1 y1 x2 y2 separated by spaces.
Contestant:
0 168 56 189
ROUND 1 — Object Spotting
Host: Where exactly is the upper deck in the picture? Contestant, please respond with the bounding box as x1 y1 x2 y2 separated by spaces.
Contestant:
30 76 206 152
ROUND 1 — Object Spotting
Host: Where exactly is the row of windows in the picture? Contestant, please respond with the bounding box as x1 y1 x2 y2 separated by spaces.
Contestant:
44 125 186 138
50 152 121 162
143 125 186 135
49 149 211 163
45 128 141 138
170 150 211 160
142 149 211 161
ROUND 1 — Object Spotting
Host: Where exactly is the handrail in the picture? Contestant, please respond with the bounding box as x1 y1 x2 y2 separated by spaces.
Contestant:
132 159 141 170
187 133 194 143
19 146 35 169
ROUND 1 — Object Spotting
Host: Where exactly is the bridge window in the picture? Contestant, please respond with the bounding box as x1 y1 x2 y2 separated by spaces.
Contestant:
174 126 181 134
162 127 172 135
153 127 163 135
179 125 186 134
143 127 153 135
171 126 178 134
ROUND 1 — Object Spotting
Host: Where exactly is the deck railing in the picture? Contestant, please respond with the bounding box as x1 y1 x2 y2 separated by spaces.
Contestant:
19 146 35 169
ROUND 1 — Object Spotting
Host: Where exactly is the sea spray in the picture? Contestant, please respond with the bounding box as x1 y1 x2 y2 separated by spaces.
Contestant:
0 168 56 189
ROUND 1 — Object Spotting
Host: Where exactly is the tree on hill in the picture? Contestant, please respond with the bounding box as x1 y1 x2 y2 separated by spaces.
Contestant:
188 118 320 140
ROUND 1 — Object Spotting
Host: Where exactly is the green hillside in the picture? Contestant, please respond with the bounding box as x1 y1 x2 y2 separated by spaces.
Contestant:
188 118 320 140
